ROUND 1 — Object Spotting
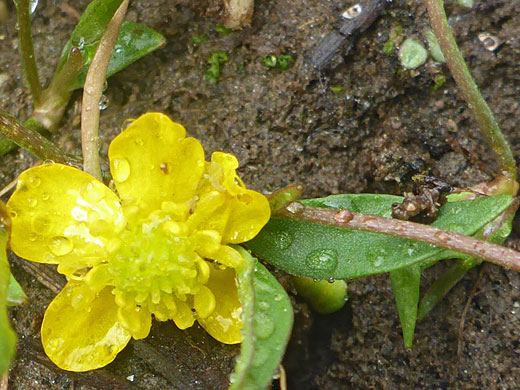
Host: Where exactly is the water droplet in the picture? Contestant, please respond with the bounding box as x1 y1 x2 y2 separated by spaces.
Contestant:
81 181 105 203
255 312 275 339
374 256 384 267
29 176 41 187
27 198 37 207
305 249 338 272
134 137 144 146
251 346 270 368
286 202 304 215
98 94 109 111
328 277 335 283
78 37 85 50
274 294 284 302
274 231 292 250
342 3 362 19
29 0 38 14
28 232 38 242
41 192 50 201
258 301 270 311
478 32 500 51
111 157 130 182
49 236 74 256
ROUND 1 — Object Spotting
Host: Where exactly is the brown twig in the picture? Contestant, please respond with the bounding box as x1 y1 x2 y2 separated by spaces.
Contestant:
81 0 129 180
277 202 520 272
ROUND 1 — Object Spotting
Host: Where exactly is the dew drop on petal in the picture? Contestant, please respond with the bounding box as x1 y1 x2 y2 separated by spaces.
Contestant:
41 192 50 201
49 236 74 256
81 181 105 203
111 157 131 182
29 176 41 187
27 198 37 207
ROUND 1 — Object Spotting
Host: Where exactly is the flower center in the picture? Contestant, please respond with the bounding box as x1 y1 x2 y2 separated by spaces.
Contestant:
108 210 206 311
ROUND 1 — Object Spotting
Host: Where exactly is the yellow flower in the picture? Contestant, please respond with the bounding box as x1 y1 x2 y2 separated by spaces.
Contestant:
7 113 270 372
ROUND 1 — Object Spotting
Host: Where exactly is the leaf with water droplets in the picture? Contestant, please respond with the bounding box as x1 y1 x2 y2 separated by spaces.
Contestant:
246 194 514 279
230 246 293 390
65 21 165 91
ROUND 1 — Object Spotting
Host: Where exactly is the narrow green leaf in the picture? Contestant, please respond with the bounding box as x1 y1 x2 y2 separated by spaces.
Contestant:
67 21 165 90
246 194 513 280
390 264 421 349
0 208 16 374
417 257 476 321
7 274 27 307
230 247 293 390
417 210 514 320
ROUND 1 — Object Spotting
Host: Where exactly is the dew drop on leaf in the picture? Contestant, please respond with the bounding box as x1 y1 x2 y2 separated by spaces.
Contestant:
304 249 338 272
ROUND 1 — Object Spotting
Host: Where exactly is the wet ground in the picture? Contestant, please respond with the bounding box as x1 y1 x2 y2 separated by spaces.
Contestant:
1 0 519 388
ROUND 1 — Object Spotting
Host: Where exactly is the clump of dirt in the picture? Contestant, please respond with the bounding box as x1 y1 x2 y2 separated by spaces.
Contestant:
1 0 519 388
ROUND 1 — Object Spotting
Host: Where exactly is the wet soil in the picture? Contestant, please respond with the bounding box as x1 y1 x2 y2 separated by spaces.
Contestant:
1 0 519 389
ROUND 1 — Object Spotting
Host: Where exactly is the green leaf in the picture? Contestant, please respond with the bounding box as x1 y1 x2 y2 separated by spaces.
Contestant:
0 213 16 374
230 247 293 390
55 0 125 76
390 264 420 349
246 194 513 280
66 21 165 90
7 274 27 307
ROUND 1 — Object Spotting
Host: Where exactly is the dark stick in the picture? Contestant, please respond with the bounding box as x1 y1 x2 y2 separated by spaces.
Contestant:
308 0 387 70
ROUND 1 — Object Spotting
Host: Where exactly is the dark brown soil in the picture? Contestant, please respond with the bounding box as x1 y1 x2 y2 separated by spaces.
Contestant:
1 0 519 389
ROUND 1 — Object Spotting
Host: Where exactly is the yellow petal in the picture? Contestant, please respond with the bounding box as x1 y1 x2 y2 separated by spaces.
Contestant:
41 282 131 372
108 113 205 218
207 152 242 195
197 265 242 344
171 299 195 330
223 189 271 243
7 164 125 272
193 285 216 318
204 244 244 268
117 304 152 340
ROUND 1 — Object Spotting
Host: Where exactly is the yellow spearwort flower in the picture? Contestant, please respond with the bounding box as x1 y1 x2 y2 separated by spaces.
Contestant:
6 113 271 372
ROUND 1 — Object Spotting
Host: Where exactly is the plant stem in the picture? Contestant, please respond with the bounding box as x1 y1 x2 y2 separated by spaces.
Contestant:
81 0 128 180
15 0 42 107
277 201 520 272
0 112 82 167
426 0 517 180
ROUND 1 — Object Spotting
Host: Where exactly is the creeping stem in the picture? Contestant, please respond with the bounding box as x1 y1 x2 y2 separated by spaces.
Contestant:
15 0 42 107
277 201 520 272
0 112 81 166
426 0 517 179
81 0 129 180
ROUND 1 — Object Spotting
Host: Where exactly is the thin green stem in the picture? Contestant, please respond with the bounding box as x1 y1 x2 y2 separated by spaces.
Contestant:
426 0 517 180
0 112 81 167
81 0 129 180
15 0 42 107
